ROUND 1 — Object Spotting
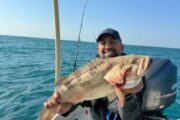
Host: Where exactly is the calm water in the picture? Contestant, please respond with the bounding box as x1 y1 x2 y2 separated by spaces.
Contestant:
0 35 180 120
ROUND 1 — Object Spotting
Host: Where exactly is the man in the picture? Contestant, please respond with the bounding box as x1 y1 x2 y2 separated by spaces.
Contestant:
44 28 143 120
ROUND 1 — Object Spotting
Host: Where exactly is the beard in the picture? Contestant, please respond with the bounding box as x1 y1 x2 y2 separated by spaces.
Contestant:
104 48 119 58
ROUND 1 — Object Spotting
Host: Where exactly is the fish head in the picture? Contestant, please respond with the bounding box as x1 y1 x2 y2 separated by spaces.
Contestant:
104 55 151 89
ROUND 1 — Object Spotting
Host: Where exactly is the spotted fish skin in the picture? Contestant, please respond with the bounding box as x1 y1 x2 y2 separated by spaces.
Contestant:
39 54 151 120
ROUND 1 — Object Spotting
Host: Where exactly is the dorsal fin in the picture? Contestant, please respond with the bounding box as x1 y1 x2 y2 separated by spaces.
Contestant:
55 58 104 88
55 76 68 86
70 57 103 78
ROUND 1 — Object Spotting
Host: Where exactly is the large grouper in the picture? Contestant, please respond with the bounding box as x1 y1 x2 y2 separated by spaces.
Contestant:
39 54 151 120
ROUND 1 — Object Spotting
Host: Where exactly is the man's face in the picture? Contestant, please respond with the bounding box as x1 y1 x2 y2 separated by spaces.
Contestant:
98 35 124 58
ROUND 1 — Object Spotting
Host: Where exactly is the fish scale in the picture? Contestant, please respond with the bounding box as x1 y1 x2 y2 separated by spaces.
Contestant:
53 55 151 103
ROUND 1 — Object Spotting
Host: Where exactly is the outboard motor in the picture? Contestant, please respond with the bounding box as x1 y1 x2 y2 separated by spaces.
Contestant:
142 57 177 118
116 57 177 120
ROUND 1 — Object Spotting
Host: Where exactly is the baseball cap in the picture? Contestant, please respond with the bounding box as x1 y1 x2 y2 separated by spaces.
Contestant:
96 28 122 42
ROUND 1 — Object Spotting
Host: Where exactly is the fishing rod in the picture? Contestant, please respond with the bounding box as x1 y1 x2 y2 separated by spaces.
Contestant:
72 0 90 72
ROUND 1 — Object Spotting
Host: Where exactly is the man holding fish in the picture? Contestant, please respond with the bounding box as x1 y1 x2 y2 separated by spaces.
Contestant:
42 28 156 120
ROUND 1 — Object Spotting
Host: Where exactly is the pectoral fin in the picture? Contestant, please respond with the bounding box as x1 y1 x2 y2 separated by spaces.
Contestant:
115 88 125 107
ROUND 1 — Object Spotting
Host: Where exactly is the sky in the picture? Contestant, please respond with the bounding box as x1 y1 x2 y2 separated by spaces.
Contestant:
0 0 180 48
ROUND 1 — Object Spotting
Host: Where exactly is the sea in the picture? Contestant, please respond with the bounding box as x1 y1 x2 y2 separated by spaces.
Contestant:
0 35 180 120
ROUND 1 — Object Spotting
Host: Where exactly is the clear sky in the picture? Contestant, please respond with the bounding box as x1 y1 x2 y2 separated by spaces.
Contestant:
0 0 180 48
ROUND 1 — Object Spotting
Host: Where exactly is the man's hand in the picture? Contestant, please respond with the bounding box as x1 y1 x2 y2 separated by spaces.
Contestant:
44 92 73 114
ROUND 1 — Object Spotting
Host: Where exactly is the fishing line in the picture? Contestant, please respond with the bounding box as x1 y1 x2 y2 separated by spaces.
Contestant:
72 0 90 72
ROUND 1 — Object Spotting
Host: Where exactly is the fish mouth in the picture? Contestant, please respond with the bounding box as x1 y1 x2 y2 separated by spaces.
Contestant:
123 66 143 89
115 67 130 87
